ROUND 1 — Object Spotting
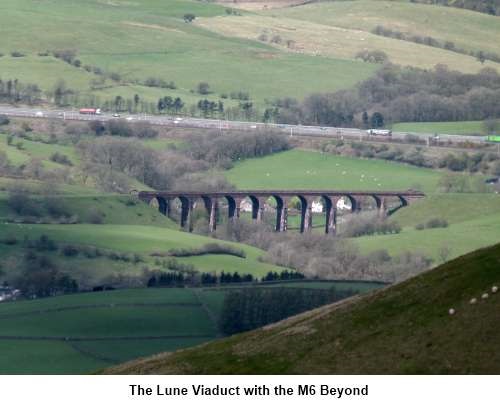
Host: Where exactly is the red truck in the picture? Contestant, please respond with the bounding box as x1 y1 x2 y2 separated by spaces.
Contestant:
79 108 101 115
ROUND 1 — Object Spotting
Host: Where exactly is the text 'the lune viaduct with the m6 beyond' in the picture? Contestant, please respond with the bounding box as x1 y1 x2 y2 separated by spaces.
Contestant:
138 189 425 234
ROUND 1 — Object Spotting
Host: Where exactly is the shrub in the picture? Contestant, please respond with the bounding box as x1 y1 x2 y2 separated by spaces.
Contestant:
0 115 10 125
61 244 79 257
50 152 73 166
355 49 389 64
197 82 210 95
426 218 449 229
1 235 18 245
86 208 104 224
43 197 71 217
10 51 26 57
7 192 41 217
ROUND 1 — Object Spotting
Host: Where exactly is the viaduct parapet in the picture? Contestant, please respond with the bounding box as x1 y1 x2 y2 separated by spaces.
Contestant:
138 190 425 234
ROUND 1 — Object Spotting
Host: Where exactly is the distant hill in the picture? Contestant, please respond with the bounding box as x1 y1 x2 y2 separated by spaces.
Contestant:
105 243 500 374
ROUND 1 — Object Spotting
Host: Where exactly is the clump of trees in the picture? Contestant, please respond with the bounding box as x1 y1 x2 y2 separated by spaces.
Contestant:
341 212 402 237
218 287 352 335
217 221 431 283
14 252 79 298
0 78 42 105
89 119 158 138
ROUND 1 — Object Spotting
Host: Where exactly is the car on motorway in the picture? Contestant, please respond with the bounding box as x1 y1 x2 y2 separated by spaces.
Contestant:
126 117 134 121
367 129 392 136
35 111 44 117
250 125 257 129
112 113 120 118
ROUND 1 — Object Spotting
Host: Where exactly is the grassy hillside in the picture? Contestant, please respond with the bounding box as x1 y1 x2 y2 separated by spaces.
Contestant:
0 0 375 108
196 0 500 73
224 149 442 192
0 281 381 374
0 177 288 287
104 243 500 374
392 121 489 135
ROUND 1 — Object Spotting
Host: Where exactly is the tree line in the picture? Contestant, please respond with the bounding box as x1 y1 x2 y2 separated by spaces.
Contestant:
372 25 500 64
271 64 500 127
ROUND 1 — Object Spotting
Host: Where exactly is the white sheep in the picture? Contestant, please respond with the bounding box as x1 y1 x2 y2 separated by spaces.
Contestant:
482 293 489 300
448 308 455 315
492 286 498 294
469 298 477 305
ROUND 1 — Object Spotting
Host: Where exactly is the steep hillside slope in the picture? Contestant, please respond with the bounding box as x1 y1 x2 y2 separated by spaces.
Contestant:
198 0 500 73
105 243 500 374
0 0 374 108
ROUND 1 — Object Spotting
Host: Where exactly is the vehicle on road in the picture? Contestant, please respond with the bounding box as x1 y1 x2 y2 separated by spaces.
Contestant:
126 117 134 121
486 135 500 143
35 111 44 117
112 113 120 118
79 108 101 115
367 129 392 136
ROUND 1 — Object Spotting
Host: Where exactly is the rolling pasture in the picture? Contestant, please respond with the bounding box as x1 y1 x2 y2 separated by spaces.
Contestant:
0 281 382 374
197 0 500 73
224 149 500 262
224 149 442 192
105 243 500 374
0 0 375 108
393 121 489 136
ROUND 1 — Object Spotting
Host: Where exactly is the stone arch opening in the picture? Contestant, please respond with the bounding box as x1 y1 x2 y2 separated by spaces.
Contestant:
168 196 192 230
148 196 169 216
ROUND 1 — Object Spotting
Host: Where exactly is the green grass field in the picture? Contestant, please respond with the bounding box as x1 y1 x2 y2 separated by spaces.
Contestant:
0 133 80 167
106 243 500 374
224 149 442 192
0 0 375 109
0 281 382 374
196 0 500 73
393 121 488 135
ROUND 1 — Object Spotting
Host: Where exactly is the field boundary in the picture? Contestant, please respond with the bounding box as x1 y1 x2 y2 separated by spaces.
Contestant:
0 302 202 320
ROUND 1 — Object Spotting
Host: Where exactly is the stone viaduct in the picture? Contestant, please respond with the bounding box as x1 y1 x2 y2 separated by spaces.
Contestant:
138 190 425 234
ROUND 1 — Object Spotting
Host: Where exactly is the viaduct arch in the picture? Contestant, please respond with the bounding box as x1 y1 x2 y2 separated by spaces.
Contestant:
139 190 425 234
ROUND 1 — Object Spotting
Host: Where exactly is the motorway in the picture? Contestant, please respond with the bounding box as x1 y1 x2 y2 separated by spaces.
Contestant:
0 105 491 147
